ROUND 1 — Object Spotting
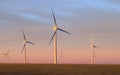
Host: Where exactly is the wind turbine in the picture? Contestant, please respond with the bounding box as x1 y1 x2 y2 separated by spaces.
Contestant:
21 28 34 64
49 6 70 64
90 34 97 64
59 49 64 63
2 50 10 61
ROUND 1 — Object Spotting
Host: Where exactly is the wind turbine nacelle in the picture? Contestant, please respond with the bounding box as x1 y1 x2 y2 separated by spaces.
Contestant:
93 45 97 48
23 40 26 43
52 27 57 31
90 45 93 47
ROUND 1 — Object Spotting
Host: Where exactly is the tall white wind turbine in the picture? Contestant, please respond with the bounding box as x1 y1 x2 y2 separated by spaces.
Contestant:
21 28 34 64
49 7 70 64
90 34 97 64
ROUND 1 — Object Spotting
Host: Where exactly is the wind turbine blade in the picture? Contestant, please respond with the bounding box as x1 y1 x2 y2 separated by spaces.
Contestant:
90 33 97 48
51 6 58 27
90 33 94 45
58 28 70 34
49 30 57 44
26 41 34 44
2 50 9 55
90 33 93 41
21 28 26 41
21 44 26 53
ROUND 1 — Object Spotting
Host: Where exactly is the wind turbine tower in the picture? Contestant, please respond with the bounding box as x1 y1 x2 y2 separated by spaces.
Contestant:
49 6 70 64
92 51 97 64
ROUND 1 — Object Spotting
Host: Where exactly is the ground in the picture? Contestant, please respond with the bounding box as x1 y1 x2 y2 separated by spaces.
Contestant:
0 64 120 75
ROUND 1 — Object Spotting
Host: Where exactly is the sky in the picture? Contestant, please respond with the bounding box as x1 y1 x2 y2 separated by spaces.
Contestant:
0 0 120 64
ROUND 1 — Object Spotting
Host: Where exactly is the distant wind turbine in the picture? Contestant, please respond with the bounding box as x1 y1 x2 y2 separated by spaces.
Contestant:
21 28 34 64
2 50 10 61
49 6 70 64
59 49 64 63
90 34 97 64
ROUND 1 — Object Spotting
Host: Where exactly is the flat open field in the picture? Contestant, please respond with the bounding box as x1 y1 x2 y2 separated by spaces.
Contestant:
0 64 120 75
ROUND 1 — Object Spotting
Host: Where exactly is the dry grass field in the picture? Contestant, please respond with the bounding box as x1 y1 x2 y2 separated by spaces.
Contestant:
0 64 120 75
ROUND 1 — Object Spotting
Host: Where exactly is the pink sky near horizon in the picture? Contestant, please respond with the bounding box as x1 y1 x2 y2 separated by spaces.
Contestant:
0 39 120 64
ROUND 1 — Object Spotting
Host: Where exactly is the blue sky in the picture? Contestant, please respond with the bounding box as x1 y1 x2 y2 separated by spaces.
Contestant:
0 0 120 64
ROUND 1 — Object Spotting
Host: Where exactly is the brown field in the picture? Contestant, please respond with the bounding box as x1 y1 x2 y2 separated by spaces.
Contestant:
0 64 120 75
